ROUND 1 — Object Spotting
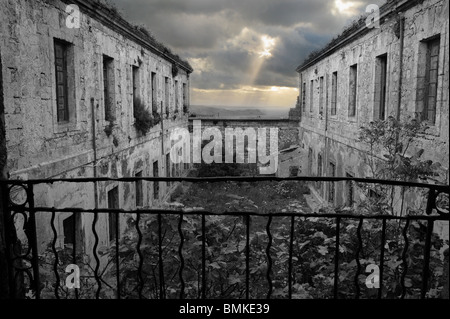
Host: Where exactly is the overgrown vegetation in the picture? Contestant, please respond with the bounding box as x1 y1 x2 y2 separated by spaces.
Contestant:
133 98 152 135
165 106 170 119
152 111 161 126
195 162 257 178
357 117 443 214
113 136 119 147
38 246 102 299
104 121 114 137
172 63 179 78
358 117 441 182
134 98 163 135
35 209 447 299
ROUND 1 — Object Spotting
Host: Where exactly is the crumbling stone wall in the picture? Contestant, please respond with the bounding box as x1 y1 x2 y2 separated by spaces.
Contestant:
0 0 192 256
296 0 448 239
0 41 10 299
297 0 448 181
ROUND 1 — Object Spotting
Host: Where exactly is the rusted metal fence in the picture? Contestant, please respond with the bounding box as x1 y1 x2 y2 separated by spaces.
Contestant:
1 176 448 299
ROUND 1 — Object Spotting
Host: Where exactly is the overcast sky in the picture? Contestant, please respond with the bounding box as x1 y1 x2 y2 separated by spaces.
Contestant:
108 0 385 109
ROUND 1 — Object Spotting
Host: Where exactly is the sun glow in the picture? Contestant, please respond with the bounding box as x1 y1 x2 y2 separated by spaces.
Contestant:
333 0 362 16
259 35 276 58
216 29 284 107
192 86 298 108
240 34 277 106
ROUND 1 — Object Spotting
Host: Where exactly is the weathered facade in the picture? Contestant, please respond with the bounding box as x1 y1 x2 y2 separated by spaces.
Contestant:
295 0 448 216
0 0 193 254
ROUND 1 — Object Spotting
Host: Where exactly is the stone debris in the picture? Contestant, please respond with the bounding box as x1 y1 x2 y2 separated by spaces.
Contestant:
168 202 185 208
225 194 244 200
183 207 206 212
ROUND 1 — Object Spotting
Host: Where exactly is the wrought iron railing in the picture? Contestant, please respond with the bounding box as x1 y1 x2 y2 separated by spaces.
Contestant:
0 176 448 299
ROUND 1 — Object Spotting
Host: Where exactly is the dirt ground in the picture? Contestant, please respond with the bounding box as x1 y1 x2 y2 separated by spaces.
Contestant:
171 180 312 215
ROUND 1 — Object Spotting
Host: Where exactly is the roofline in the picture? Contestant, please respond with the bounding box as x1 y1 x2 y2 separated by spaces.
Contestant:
65 0 193 73
295 0 415 73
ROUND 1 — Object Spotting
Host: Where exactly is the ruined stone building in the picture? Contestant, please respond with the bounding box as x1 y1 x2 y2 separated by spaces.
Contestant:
187 118 301 177
294 0 448 219
0 0 193 254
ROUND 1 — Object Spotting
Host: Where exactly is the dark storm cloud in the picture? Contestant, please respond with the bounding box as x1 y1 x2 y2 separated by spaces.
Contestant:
143 13 232 49
257 29 334 87
251 0 333 28
108 0 386 92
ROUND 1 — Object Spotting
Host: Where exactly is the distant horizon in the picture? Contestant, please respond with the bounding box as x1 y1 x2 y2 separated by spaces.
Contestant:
191 104 293 109
189 104 290 118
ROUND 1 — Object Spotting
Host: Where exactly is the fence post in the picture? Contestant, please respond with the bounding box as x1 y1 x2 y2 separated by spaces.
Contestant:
0 179 10 299
442 248 449 299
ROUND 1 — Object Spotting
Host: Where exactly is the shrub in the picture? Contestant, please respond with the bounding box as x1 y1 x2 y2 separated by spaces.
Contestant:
358 117 443 214
152 111 161 125
152 100 158 113
113 136 119 147
196 162 257 177
170 184 184 202
104 121 114 137
172 63 179 77
134 98 152 135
